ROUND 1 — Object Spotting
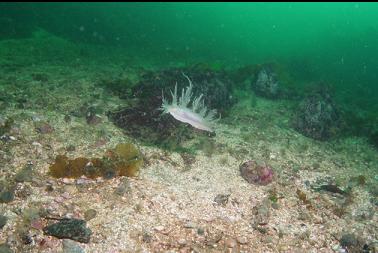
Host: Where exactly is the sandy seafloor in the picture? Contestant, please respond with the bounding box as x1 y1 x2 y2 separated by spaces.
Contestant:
0 32 377 253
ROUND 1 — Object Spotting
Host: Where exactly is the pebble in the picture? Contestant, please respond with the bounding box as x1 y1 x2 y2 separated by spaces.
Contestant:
154 225 165 232
0 215 7 229
35 121 54 134
177 239 187 246
63 185 77 195
184 222 196 228
32 141 42 147
62 239 85 253
213 194 230 206
62 178 75 185
237 236 247 244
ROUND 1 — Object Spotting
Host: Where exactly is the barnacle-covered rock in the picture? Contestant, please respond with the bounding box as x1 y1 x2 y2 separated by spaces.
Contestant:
252 64 280 99
293 85 342 141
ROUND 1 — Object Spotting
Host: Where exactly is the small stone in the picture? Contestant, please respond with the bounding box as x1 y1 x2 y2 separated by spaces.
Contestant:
142 232 152 243
114 178 131 196
21 233 33 245
62 178 75 185
184 222 196 228
63 185 77 195
213 194 230 206
340 233 358 248
62 239 85 253
43 218 92 243
237 237 247 244
197 227 205 235
177 239 186 246
86 107 102 125
84 209 97 221
252 199 271 225
0 190 14 203
0 215 7 229
15 164 34 183
35 121 54 134
154 226 165 232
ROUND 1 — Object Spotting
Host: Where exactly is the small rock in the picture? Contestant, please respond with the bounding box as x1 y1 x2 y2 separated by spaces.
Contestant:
84 209 97 221
237 237 247 244
63 185 77 195
0 190 14 203
62 239 85 253
340 233 358 248
252 199 271 225
114 178 131 196
142 232 152 243
213 194 230 206
86 107 102 125
183 222 196 228
0 215 7 229
154 225 165 232
43 218 92 243
197 227 205 235
35 121 54 134
15 163 34 183
177 238 186 246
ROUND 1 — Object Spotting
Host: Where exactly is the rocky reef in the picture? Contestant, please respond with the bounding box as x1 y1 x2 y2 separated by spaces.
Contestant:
108 65 235 151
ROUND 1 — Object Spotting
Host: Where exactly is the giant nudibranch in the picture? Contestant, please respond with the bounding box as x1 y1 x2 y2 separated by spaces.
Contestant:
160 74 219 132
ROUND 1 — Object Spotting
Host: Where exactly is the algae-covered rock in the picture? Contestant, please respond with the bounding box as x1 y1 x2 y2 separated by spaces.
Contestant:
15 163 34 183
0 189 14 203
252 65 280 99
43 218 92 243
293 85 342 141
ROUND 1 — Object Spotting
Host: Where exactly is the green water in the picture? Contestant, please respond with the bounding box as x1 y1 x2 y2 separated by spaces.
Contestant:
1 2 378 143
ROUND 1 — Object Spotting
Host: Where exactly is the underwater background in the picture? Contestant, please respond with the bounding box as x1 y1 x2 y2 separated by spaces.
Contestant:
0 2 377 253
1 2 378 143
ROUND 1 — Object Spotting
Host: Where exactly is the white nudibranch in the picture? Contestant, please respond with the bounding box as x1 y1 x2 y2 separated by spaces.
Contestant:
160 73 219 132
